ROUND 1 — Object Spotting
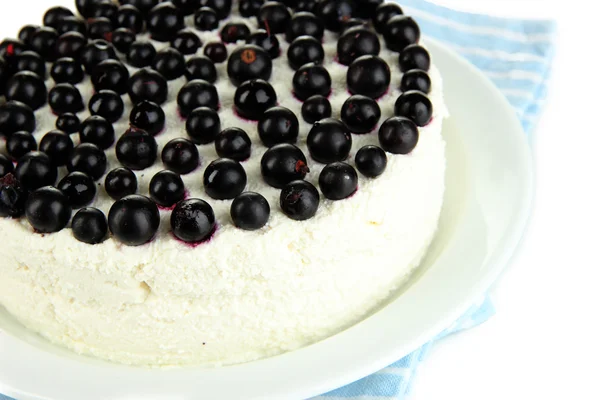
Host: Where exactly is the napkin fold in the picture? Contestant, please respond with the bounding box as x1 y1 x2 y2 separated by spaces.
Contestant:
313 1 556 399
0 2 556 400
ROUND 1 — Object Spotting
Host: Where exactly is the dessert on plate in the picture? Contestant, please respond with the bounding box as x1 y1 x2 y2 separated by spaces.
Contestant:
0 0 447 366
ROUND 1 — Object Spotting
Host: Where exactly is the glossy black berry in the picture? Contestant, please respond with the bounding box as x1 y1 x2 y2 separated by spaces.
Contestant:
292 62 331 101
121 0 159 15
55 17 87 37
0 58 8 94
203 158 247 200
286 11 324 42
116 127 158 170
25 186 71 233
149 170 185 207
72 207 108 244
384 15 420 52
231 192 270 230
356 0 382 19
318 162 358 200
0 39 26 60
89 90 125 123
186 107 221 144
194 7 219 31
347 55 390 99
67 143 107 180
153 47 186 80
227 45 272 86
15 151 58 191
6 71 47 111
399 44 430 72
0 101 35 135
171 30 202 55
0 173 27 217
280 180 319 220
18 25 39 46
48 83 84 115
29 27 58 61
128 67 168 104
337 27 380 65
341 94 381 134
55 32 87 59
117 4 144 33
307 118 352 163
6 131 37 160
110 28 137 53
297 0 318 12
57 171 96 208
147 2 184 42
355 145 387 177
171 0 201 15
378 116 419 154
79 115 116 150
56 113 81 134
0 155 14 178
247 29 280 59
240 0 264 17
108 194 160 246
301 95 332 124
76 0 107 19
316 0 355 32
200 0 232 19
90 1 118 22
261 144 309 188
80 39 118 73
127 41 156 67
394 90 433 126
91 59 130 94
373 3 402 33
215 128 252 161
171 198 215 243
258 107 299 147
287 36 324 70
105 167 138 199
178 79 219 117
233 79 277 120
185 56 217 83
204 42 228 63
257 1 291 34
221 22 250 43
39 130 74 166
51 57 85 84
341 18 367 32
400 69 431 94
162 138 199 174
14 51 46 79
88 17 113 40
130 100 165 135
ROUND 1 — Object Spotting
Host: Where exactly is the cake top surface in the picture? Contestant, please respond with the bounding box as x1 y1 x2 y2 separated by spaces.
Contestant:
0 0 442 248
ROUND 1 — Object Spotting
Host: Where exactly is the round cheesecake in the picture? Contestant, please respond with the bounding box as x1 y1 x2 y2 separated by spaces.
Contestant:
0 0 447 366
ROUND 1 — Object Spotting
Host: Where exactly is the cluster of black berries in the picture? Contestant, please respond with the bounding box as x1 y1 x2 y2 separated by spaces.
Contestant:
0 0 433 246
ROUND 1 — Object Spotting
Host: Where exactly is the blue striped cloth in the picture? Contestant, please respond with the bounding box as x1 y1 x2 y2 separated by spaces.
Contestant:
0 2 555 400
312 1 556 399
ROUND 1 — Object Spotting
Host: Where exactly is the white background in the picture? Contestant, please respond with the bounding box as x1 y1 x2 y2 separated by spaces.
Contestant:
409 1 600 400
1 1 598 400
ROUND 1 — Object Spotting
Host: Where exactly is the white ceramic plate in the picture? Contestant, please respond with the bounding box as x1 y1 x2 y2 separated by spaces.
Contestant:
0 38 533 400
